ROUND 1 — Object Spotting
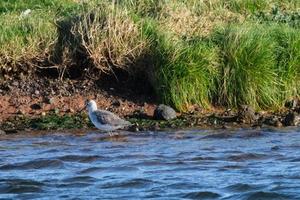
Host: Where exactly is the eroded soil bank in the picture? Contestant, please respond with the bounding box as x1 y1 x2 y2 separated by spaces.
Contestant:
1 73 300 134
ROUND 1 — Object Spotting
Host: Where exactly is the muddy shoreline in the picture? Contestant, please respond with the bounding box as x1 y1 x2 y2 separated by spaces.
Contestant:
1 76 300 134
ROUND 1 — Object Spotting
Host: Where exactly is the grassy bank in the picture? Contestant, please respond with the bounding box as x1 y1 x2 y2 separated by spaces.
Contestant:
1 0 300 111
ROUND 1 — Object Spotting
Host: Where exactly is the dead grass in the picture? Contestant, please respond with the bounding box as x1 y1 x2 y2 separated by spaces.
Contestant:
74 7 149 74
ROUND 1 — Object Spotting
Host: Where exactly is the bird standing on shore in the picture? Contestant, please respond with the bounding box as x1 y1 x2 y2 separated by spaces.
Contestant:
86 100 131 132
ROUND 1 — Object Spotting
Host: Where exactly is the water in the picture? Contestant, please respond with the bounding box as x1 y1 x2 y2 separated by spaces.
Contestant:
1 128 300 199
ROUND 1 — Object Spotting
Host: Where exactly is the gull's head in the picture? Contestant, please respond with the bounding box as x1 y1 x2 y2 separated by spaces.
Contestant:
86 100 97 112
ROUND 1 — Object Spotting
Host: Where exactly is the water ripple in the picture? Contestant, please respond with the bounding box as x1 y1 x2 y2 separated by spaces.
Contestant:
183 191 221 199
0 159 63 170
0 179 43 194
0 129 300 199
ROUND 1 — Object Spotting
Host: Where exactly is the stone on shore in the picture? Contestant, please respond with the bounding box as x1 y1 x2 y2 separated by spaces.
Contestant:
0 130 5 135
283 112 300 126
237 105 259 124
285 98 299 110
153 104 177 121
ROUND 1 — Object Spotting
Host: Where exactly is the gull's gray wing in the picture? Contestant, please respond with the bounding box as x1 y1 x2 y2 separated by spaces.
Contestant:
93 110 131 126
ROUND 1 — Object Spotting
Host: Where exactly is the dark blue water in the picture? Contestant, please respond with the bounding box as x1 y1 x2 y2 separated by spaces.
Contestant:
1 128 300 199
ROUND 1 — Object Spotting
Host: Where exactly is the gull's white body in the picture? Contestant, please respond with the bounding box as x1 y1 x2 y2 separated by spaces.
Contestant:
87 100 131 131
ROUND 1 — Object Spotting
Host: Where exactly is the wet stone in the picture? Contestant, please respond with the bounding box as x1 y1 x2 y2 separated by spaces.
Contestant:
111 99 121 107
44 97 55 104
16 109 25 115
237 105 259 124
30 103 42 110
153 104 177 121
285 98 299 109
283 112 300 126
263 116 282 127
68 108 75 113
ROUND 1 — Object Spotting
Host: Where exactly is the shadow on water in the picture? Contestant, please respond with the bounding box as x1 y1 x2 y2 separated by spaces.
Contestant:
1 128 300 199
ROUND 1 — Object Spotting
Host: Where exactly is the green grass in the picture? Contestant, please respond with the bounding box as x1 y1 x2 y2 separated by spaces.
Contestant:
272 25 300 101
1 0 300 111
212 24 280 109
148 35 220 110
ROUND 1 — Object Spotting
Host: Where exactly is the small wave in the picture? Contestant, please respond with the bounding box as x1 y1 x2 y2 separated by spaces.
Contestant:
79 167 106 174
0 159 63 170
0 179 43 194
202 130 267 139
190 156 217 161
183 191 221 199
225 183 260 192
236 130 266 138
244 191 292 200
57 155 103 163
221 165 244 170
57 176 97 188
227 153 267 162
62 176 97 183
101 178 154 189
202 132 233 139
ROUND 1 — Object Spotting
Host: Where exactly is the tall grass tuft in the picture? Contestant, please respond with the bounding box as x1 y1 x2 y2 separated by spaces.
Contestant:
213 24 280 109
159 41 220 110
0 11 56 77
272 25 300 101
142 21 220 111
54 5 149 76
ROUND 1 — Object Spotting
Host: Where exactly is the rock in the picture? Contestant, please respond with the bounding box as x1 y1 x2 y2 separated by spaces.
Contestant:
283 112 300 126
128 124 139 132
4 129 18 134
153 104 177 121
111 99 121 107
263 116 282 127
0 130 6 135
237 105 259 124
54 108 60 114
30 103 42 110
285 98 299 109
16 109 25 115
45 97 55 104
69 108 75 113
150 122 160 131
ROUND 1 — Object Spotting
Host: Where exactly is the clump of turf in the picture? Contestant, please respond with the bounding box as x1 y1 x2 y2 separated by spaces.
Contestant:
212 24 280 109
272 25 300 101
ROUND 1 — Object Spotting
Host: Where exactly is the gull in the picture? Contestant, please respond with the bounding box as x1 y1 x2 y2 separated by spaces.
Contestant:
86 100 131 132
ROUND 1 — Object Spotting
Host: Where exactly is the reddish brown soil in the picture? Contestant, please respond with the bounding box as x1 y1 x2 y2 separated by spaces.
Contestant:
0 94 157 121
0 75 157 122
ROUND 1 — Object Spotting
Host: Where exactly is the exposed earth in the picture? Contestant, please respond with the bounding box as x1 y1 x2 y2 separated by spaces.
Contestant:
1 72 300 133
0 72 157 122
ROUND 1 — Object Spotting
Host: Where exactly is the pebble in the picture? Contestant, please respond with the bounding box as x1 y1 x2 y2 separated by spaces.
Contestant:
54 108 60 114
285 98 299 109
283 112 300 126
45 97 55 104
153 104 177 121
67 108 74 113
238 105 258 124
16 109 25 115
30 103 42 110
111 99 121 107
